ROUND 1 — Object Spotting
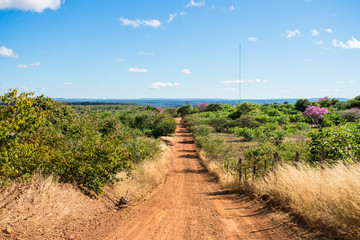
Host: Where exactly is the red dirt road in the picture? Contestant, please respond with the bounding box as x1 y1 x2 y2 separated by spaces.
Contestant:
105 119 295 240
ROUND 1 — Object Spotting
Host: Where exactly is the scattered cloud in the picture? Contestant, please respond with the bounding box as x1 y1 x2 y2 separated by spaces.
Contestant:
149 82 180 89
29 62 40 66
284 29 301 38
0 0 62 13
181 69 192 75
63 82 73 86
324 28 333 33
311 29 319 36
115 57 123 62
332 37 360 49
313 40 324 45
230 5 235 11
0 46 19 58
17 64 28 69
186 0 205 8
129 67 148 73
119 17 161 28
222 79 267 84
348 80 356 84
180 11 187 16
304 58 313 62
17 62 40 68
137 51 155 56
248 37 258 42
167 13 177 23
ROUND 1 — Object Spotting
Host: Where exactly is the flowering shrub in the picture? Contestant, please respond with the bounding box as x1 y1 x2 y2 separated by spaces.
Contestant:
317 96 329 102
197 102 208 112
303 105 329 121
342 107 360 122
156 107 163 113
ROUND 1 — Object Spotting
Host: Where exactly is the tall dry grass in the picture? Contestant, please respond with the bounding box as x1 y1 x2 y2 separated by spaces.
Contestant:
252 164 360 239
0 141 172 237
198 149 360 239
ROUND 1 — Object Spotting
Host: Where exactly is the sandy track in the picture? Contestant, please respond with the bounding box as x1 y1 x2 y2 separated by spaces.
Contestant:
105 119 295 240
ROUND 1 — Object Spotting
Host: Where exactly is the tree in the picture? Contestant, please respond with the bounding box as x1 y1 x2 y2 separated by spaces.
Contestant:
295 98 311 112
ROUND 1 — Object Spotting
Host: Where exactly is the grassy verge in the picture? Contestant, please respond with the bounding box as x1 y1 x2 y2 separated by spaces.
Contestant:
0 140 173 238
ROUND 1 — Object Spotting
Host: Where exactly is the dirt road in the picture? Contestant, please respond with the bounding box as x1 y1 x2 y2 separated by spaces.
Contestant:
105 119 295 240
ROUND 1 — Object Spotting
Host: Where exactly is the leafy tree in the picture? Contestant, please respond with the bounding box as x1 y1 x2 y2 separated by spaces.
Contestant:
295 98 311 112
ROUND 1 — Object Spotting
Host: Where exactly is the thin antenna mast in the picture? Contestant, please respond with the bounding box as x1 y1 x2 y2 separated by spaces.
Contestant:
239 43 242 104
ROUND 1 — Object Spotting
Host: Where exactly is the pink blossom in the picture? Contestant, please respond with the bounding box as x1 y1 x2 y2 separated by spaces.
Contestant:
156 107 163 113
197 102 208 112
317 96 330 102
302 105 329 120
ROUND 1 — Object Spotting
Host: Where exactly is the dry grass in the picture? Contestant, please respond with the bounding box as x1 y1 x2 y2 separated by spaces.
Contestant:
252 163 360 239
0 140 172 238
108 140 172 201
198 146 360 239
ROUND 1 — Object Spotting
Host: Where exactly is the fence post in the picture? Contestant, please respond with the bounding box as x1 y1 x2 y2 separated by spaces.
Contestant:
321 146 325 169
238 157 242 183
253 163 257 180
273 152 279 173
263 159 267 177
295 151 300 169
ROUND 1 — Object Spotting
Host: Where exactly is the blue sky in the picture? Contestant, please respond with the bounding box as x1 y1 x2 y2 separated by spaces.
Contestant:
0 0 359 99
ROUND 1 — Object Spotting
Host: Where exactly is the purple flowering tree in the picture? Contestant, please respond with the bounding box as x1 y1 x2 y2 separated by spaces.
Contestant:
197 102 208 112
303 105 329 125
156 107 163 113
342 107 360 122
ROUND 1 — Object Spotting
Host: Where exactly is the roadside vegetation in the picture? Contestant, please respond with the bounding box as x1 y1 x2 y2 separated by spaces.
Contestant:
0 89 176 237
180 96 360 239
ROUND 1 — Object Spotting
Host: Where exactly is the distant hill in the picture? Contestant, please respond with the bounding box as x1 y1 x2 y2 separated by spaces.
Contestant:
56 98 349 108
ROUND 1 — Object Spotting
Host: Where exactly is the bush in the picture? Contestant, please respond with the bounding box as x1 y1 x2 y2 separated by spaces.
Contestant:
191 124 213 137
151 114 177 138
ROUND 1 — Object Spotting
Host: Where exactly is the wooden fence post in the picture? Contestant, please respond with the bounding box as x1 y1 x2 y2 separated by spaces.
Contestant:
238 157 242 183
321 146 325 169
253 163 257 180
263 159 267 177
273 152 279 173
295 151 300 169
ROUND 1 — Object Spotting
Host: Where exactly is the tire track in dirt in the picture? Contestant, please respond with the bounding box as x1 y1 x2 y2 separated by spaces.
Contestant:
105 119 295 240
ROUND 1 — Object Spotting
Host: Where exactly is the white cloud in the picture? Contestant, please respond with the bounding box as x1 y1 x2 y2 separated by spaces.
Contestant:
167 13 177 23
230 5 235 11
115 57 123 62
181 69 191 75
222 88 236 92
63 82 73 86
149 82 180 89
0 0 62 13
325 28 333 33
143 19 161 28
332 37 360 49
284 29 301 38
16 62 40 68
0 46 19 58
180 11 187 16
186 0 205 8
29 61 40 66
129 67 148 73
313 40 324 45
304 58 313 62
137 51 155 56
222 79 267 84
119 17 161 28
248 37 258 42
311 29 319 36
17 64 28 68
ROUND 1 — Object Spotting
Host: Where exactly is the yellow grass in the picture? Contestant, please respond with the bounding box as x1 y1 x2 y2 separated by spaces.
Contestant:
252 163 360 239
0 140 172 235
198 149 360 239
